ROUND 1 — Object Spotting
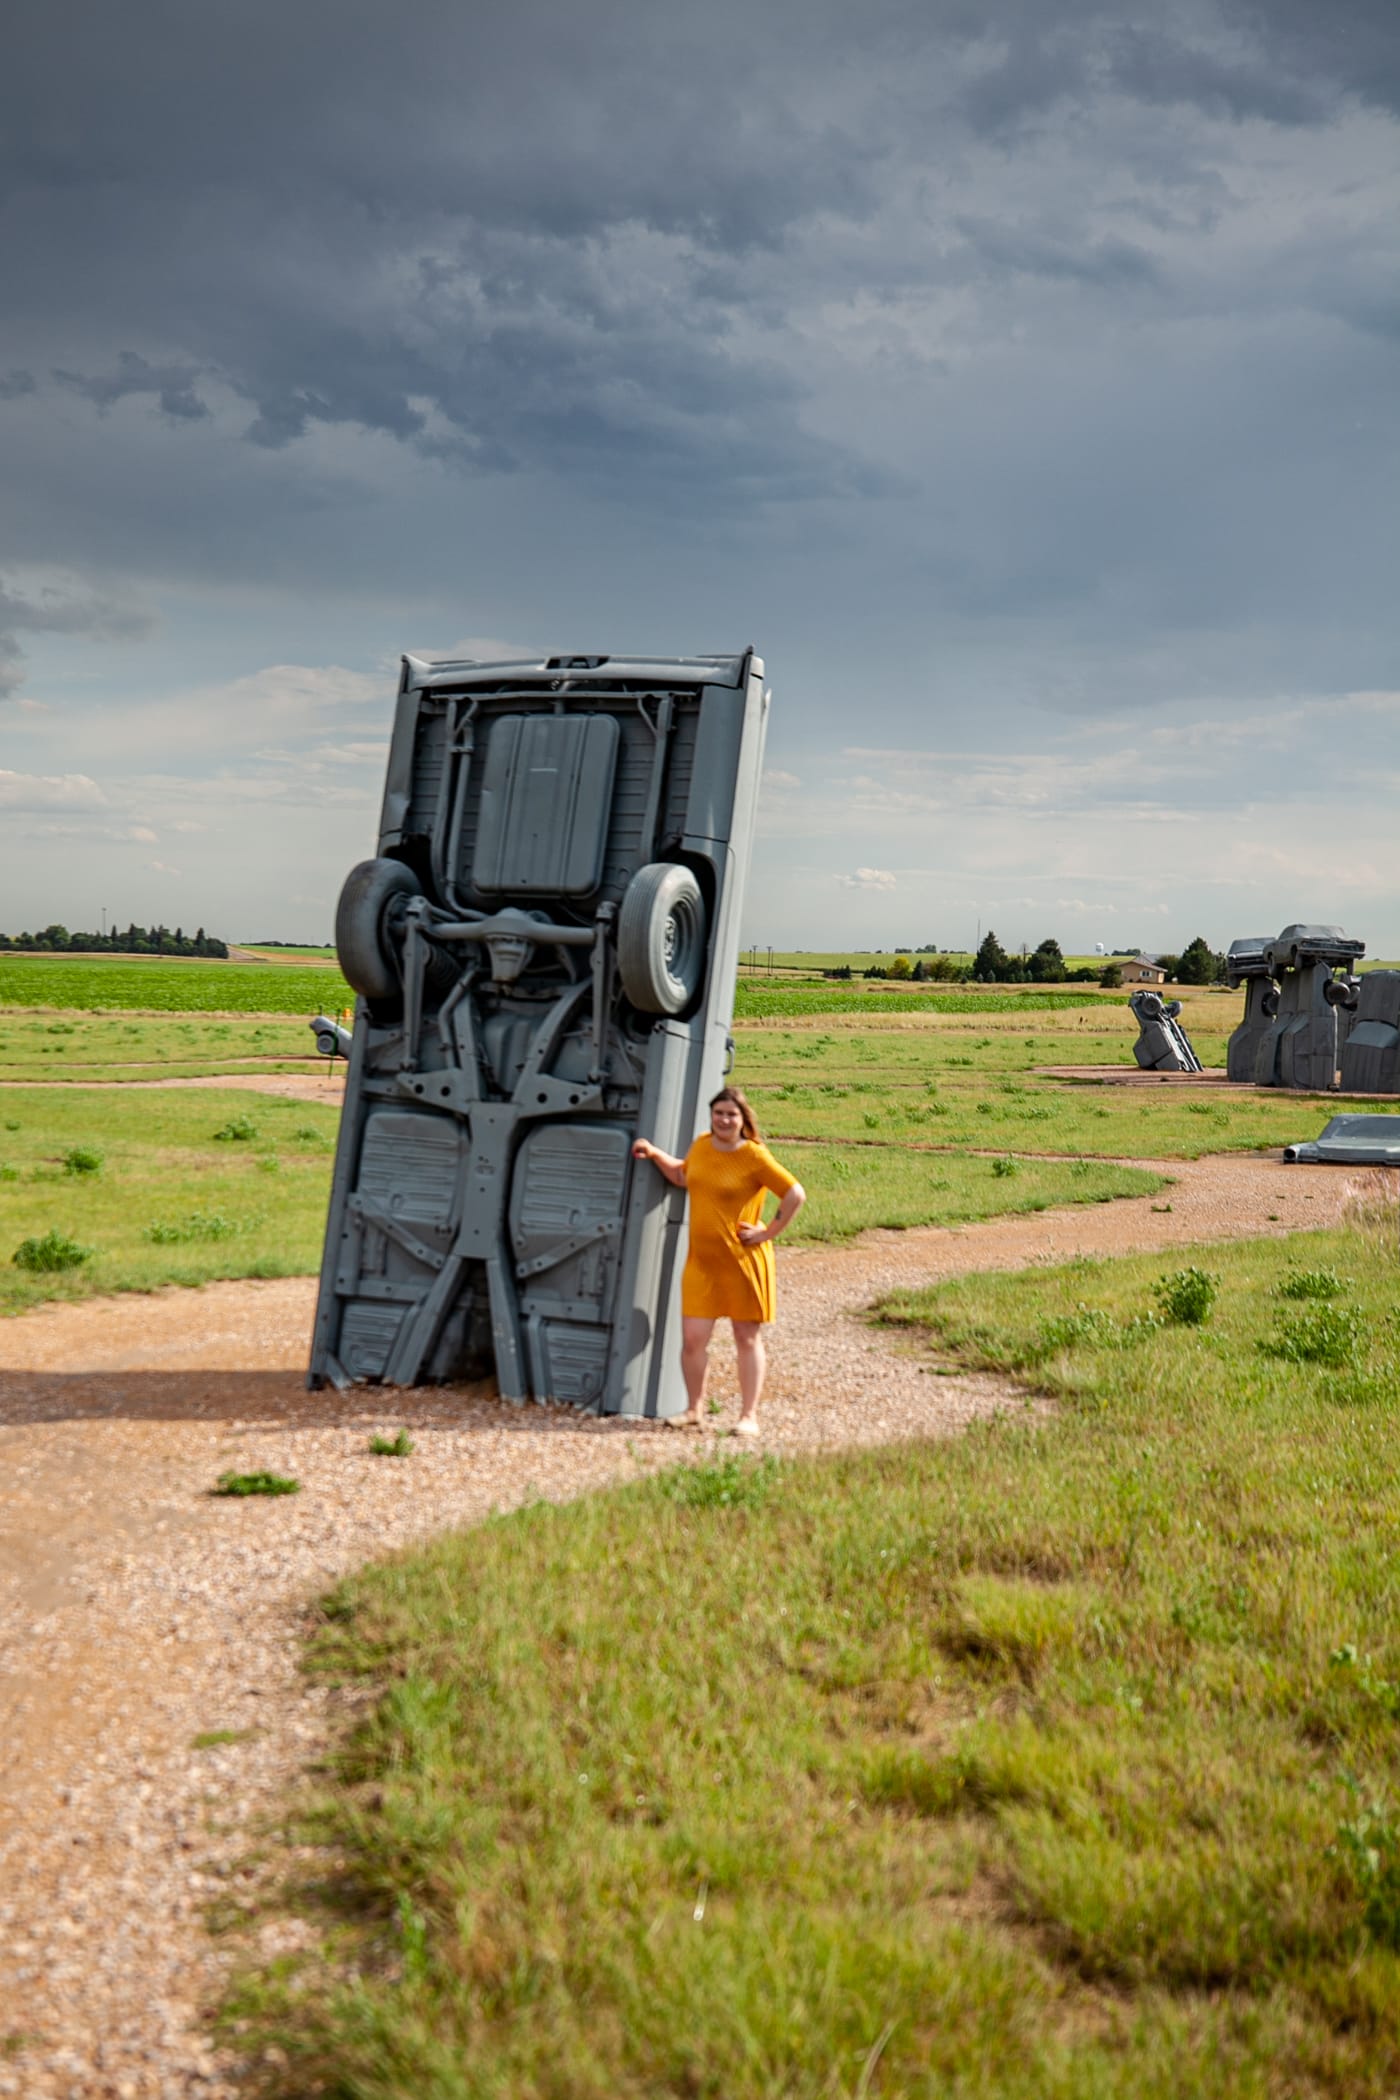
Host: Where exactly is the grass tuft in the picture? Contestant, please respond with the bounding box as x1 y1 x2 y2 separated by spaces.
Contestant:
212 1470 300 1498
368 1430 415 1458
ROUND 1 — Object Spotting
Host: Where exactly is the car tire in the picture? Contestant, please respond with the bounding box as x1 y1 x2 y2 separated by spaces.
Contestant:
617 862 707 1015
335 859 422 1000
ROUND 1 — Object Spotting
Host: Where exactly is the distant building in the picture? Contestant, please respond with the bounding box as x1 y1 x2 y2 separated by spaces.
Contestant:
1121 956 1168 985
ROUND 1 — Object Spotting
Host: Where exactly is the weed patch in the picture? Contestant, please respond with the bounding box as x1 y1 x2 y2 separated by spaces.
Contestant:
1153 1266 1218 1325
212 1471 300 1498
368 1430 415 1458
12 1227 92 1272
1262 1303 1366 1368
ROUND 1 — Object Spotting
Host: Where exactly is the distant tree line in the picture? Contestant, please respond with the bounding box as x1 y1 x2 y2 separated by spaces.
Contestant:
970 931 1225 989
0 922 229 957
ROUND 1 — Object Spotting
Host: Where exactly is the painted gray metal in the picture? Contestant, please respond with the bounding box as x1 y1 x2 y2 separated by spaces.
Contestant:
1284 1113 1400 1164
1224 938 1277 1082
308 650 770 1416
1338 970 1400 1095
1128 990 1203 1073
1223 925 1366 1091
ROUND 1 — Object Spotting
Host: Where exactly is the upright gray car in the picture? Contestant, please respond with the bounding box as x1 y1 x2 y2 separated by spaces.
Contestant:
309 650 770 1418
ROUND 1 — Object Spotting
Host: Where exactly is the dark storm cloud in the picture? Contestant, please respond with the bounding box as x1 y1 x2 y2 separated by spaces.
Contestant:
3 0 1390 515
53 351 211 422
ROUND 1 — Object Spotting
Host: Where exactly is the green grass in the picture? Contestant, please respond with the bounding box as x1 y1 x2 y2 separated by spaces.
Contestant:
0 954 352 1013
0 1087 340 1311
730 1004 1393 1161
220 1217 1400 2097
774 1143 1161 1237
0 1007 345 1082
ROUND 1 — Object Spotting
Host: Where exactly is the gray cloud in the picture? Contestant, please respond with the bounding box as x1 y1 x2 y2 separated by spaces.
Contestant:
0 574 152 697
53 351 211 422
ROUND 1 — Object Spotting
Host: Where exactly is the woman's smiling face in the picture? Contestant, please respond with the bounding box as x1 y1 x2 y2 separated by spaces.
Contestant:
710 1098 745 1147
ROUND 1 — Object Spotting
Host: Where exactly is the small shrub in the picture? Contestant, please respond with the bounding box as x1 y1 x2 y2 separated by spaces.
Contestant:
1262 1303 1364 1369
13 1228 93 1273
1277 1266 1346 1302
212 1115 259 1143
991 1156 1018 1179
0 1165 17 1183
658 1453 778 1510
369 1430 415 1457
291 1125 331 1146
62 1146 103 1176
212 1471 300 1497
1331 1797 1400 1949
1153 1267 1218 1326
1033 1306 1119 1356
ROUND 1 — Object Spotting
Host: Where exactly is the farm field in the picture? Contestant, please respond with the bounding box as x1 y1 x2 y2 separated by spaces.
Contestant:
0 953 353 1014
224 1220 1400 2098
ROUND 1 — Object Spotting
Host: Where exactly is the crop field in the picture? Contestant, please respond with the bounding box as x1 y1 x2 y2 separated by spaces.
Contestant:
223 1218 1400 2097
0 954 353 1014
732 981 1106 1018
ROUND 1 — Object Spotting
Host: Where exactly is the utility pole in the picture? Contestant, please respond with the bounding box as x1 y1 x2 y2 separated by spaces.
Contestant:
100 907 106 939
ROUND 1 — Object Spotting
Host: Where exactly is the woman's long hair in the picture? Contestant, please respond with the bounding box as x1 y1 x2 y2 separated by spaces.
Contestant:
709 1085 761 1141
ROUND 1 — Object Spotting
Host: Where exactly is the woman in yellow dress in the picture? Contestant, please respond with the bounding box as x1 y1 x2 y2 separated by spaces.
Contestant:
632 1086 806 1435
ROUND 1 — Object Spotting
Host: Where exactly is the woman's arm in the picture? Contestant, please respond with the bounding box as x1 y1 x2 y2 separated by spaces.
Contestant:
738 1181 806 1246
632 1138 687 1188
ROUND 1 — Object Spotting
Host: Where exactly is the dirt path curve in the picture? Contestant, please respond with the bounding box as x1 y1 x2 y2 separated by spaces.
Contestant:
0 1152 1357 2098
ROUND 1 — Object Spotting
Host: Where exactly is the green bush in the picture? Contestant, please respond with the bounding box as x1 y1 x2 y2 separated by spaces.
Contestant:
991 1156 1018 1178
1262 1302 1365 1368
12 1228 93 1272
1153 1266 1218 1326
62 1145 103 1175
212 1114 259 1143
1276 1266 1346 1302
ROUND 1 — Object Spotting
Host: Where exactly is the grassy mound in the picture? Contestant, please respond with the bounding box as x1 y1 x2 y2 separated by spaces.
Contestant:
222 1219 1400 2096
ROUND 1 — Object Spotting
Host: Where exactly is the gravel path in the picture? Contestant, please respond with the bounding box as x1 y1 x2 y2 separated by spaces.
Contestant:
0 1150 1363 2097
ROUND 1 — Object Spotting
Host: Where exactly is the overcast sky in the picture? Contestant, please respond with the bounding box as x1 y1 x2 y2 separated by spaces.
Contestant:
2 0 1397 954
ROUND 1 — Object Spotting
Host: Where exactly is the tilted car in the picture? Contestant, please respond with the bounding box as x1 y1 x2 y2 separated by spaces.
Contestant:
308 649 770 1418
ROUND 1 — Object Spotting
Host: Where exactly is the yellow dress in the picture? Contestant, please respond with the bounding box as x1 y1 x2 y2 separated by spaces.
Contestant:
681 1135 799 1323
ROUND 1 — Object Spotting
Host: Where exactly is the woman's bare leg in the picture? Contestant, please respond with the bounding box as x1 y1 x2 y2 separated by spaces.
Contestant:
733 1320 766 1423
679 1317 715 1423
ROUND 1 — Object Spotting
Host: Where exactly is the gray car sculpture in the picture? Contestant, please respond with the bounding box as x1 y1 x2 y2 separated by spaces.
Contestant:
1226 925 1365 1091
308 649 770 1418
1128 989 1202 1073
